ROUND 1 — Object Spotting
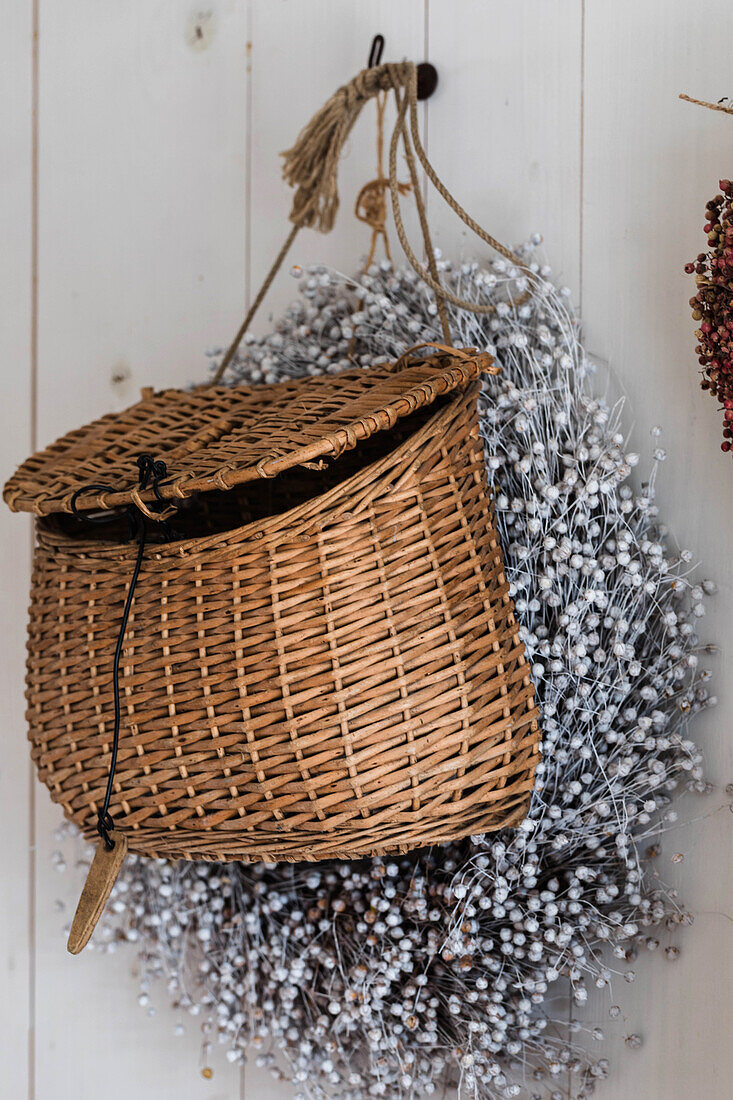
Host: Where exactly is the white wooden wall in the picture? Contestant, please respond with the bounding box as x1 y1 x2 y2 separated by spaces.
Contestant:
3 2 732 1097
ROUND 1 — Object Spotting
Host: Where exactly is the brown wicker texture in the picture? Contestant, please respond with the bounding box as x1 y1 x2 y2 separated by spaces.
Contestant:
15 355 540 862
3 349 492 518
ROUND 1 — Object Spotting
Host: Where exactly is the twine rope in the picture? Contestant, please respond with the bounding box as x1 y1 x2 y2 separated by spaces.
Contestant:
679 93 733 116
388 79 452 343
281 63 404 233
212 60 531 384
212 223 300 387
354 89 410 271
396 66 531 290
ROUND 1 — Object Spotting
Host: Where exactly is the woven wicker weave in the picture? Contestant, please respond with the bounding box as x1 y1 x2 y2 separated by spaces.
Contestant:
4 352 491 517
7 350 540 861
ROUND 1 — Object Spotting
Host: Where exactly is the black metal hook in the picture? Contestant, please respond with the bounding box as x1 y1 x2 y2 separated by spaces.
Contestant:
368 34 384 69
367 34 438 100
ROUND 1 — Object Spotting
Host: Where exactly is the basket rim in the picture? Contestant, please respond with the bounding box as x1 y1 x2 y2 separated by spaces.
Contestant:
33 387 478 559
4 347 494 519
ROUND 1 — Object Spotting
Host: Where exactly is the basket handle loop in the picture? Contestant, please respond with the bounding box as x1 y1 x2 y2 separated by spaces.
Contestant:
210 60 530 385
392 341 500 377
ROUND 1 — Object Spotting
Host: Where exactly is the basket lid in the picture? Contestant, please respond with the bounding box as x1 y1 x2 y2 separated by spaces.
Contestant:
3 345 495 518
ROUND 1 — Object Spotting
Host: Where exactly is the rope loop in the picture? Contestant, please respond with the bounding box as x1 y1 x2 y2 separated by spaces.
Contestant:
392 341 501 378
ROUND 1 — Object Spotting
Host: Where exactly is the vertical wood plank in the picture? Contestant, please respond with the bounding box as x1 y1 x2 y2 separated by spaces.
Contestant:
0 3 34 1096
36 0 250 446
582 2 733 1096
426 0 583 298
33 2 249 1096
246 0 427 339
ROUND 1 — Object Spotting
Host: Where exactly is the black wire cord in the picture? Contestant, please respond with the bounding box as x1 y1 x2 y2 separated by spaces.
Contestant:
70 454 174 851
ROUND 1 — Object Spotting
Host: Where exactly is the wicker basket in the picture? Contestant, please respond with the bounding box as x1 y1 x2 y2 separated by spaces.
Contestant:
4 350 540 861
5 59 542 873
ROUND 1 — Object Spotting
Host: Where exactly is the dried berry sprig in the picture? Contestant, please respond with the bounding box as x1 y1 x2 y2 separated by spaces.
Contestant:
684 178 733 452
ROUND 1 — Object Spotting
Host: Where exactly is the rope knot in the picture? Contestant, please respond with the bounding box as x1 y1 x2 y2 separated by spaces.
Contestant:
281 62 413 234
348 69 373 107
355 178 389 235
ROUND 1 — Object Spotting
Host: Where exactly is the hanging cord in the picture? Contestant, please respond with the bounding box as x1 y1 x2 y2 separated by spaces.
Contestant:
70 454 176 851
210 60 532 384
354 89 411 271
679 93 733 116
210 65 401 385
357 34 391 271
211 222 300 388
388 74 452 343
386 63 530 317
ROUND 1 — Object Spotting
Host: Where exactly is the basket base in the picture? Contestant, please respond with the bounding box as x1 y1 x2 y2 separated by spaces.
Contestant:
77 790 534 863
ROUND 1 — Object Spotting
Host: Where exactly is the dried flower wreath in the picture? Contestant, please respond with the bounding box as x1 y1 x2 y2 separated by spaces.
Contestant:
56 243 715 1100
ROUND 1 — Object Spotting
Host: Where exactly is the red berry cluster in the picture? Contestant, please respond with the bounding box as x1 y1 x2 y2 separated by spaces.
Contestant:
685 178 733 452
